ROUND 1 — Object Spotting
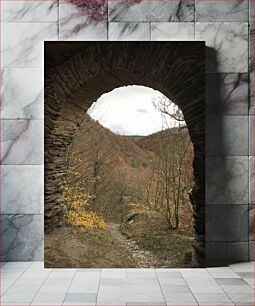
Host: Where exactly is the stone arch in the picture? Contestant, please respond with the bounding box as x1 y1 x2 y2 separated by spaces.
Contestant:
44 42 205 266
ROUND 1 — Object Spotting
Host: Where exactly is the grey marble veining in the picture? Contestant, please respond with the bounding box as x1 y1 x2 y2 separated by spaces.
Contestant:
249 24 254 114
250 0 254 21
1 119 43 165
249 204 254 241
249 70 254 115
2 22 58 68
227 242 249 262
196 0 248 22
249 242 254 260
1 68 43 119
1 0 58 22
1 165 43 214
206 242 228 264
206 156 249 204
249 116 254 155
108 0 195 22
249 156 254 205
59 1 107 40
109 22 150 41
0 0 252 265
206 73 249 116
206 116 248 156
195 22 248 73
1 214 43 261
206 205 249 242
151 22 194 40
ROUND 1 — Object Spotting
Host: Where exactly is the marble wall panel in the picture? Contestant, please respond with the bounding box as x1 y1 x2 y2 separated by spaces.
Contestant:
2 22 58 68
2 0 58 22
206 73 249 116
196 0 248 22
206 116 248 156
0 0 253 264
1 165 43 214
249 116 254 155
59 1 107 40
1 68 43 119
249 156 254 205
109 22 150 40
151 22 194 40
195 22 248 73
108 0 195 22
206 205 249 242
227 242 249 262
0 215 43 261
1 120 43 165
206 156 249 205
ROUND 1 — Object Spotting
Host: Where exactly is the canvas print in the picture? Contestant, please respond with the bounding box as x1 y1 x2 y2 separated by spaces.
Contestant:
44 42 205 268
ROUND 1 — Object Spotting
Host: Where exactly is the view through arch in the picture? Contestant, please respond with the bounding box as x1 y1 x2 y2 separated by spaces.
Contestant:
45 85 195 268
44 42 205 267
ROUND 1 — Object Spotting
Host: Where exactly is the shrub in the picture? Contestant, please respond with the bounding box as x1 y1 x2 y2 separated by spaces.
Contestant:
63 184 107 230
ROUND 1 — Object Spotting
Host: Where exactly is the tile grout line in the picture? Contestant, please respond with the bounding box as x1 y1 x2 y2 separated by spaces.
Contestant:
206 267 242 305
1 262 33 296
29 267 53 305
95 268 102 306
178 270 200 305
154 269 167 306
61 268 78 305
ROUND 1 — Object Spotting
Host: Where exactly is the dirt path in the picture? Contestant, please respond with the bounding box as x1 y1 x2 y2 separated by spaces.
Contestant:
108 223 157 268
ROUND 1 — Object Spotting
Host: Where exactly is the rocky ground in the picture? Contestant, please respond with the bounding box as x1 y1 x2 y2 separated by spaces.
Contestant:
45 212 193 268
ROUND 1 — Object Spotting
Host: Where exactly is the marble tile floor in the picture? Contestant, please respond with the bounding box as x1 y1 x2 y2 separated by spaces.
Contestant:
0 262 254 305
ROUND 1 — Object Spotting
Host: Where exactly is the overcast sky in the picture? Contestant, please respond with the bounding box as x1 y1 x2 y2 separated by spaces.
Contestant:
88 85 178 136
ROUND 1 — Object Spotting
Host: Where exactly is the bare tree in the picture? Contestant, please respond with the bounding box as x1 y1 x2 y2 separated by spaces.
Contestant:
151 96 193 229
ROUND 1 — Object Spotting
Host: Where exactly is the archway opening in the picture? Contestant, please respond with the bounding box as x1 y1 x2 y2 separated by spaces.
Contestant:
44 41 205 267
45 85 195 268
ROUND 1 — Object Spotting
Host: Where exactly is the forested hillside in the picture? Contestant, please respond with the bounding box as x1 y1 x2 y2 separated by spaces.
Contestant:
45 114 195 268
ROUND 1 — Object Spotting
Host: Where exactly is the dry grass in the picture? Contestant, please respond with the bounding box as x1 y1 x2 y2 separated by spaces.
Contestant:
45 225 137 268
120 211 194 268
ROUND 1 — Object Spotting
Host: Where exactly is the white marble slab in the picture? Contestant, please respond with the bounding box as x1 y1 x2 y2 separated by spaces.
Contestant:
1 261 254 304
2 0 58 22
109 22 150 41
249 24 254 114
206 73 249 116
193 292 234 305
196 0 248 22
1 215 43 261
1 68 43 119
1 165 43 214
59 1 107 40
2 22 58 68
1 119 43 165
206 156 249 204
249 157 254 205
249 116 254 155
195 22 248 73
206 115 249 156
151 22 194 40
108 0 195 22
250 0 254 21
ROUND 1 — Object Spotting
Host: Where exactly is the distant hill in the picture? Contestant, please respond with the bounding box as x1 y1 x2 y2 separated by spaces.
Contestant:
66 115 193 222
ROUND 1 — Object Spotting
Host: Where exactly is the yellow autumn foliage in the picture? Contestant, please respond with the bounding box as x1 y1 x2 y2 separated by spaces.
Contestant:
130 202 149 214
63 184 107 230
